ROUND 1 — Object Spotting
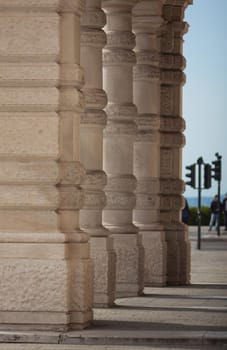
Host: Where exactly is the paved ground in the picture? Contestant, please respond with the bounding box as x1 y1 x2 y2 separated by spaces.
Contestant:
0 226 227 349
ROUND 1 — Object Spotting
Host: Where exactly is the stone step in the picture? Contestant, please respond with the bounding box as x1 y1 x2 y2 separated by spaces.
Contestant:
0 345 225 350
0 330 227 348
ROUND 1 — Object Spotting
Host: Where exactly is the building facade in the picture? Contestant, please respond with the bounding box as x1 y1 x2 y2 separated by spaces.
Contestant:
0 0 192 330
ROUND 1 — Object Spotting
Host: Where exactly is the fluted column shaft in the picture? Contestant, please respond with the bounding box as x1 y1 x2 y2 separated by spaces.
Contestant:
132 0 167 286
80 0 116 307
0 0 93 330
102 0 143 297
160 0 191 285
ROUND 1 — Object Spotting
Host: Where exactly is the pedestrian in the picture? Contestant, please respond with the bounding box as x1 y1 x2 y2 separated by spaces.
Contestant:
208 195 221 231
222 193 227 231
182 198 190 224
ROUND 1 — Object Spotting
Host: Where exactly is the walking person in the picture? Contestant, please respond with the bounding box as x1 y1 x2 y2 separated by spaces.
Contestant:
222 193 227 231
208 195 221 231
182 198 190 224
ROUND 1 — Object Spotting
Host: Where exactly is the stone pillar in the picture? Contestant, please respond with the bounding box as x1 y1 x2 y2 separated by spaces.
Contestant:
0 0 93 330
132 0 167 286
80 0 116 307
102 0 144 297
160 0 191 285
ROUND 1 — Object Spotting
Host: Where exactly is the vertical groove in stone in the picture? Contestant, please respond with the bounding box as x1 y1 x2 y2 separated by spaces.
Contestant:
80 0 116 307
160 0 192 285
102 0 144 297
132 0 167 287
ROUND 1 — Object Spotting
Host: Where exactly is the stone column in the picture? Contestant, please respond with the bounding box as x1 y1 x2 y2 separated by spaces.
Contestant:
0 0 93 330
132 0 167 286
102 0 143 297
80 0 116 307
160 0 192 285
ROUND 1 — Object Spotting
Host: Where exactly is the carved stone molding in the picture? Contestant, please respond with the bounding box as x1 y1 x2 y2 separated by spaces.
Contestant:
161 70 185 85
161 26 174 53
103 49 136 66
83 88 107 110
160 195 182 210
105 192 136 210
160 54 186 70
83 190 106 210
80 110 107 126
133 65 160 81
160 116 185 132
106 32 135 50
136 114 160 131
135 177 160 194
160 132 185 147
135 130 159 143
104 120 137 135
105 103 137 121
81 30 106 48
160 149 173 176
81 170 107 191
136 50 159 65
160 86 173 115
135 193 157 210
160 178 185 194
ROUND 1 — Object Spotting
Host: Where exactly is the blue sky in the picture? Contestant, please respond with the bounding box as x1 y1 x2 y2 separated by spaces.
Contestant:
183 0 227 198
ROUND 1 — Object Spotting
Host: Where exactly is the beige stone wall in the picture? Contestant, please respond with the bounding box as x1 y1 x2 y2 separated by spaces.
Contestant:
0 0 93 330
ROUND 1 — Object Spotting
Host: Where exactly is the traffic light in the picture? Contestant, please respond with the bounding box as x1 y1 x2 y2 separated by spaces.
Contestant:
185 164 196 188
204 164 212 189
212 159 221 181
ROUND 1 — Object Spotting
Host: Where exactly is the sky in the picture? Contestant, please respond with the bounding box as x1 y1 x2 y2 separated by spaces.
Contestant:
182 0 227 198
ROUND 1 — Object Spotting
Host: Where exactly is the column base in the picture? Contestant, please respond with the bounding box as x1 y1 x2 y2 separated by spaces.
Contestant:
165 225 191 285
178 225 191 285
165 229 180 285
0 240 93 331
112 233 143 298
141 229 167 287
0 310 92 331
90 236 116 308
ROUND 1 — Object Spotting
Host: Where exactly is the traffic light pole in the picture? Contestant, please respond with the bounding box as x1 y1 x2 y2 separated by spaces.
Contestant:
217 178 221 236
213 153 222 236
197 157 203 250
